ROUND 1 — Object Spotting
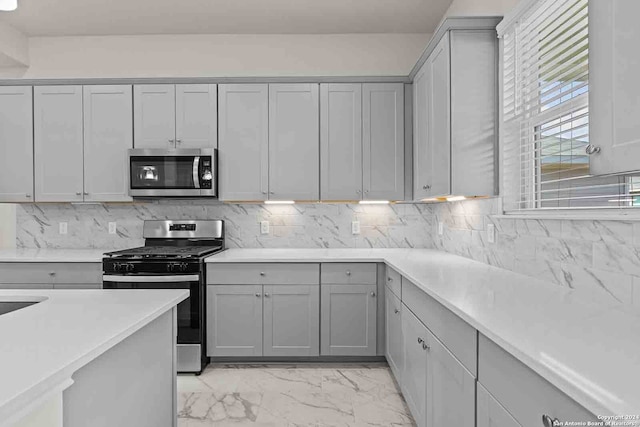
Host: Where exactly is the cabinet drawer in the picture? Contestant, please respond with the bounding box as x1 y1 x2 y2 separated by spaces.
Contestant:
385 266 401 298
0 263 102 284
478 334 597 426
0 283 53 289
402 277 477 376
321 263 377 285
207 263 319 285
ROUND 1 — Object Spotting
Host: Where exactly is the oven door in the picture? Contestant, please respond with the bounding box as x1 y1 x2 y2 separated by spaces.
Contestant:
102 274 202 345
128 148 216 197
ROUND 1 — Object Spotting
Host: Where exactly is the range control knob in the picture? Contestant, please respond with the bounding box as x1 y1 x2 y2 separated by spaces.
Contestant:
125 263 134 272
114 263 122 272
180 262 189 272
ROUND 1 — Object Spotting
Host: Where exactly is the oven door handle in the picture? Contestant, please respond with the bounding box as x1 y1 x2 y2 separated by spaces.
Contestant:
103 275 200 283
193 156 200 189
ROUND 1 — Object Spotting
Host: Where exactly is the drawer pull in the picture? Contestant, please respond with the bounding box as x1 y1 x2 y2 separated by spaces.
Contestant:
255 293 261 297
260 272 265 276
264 293 270 298
417 337 424 344
370 291 376 297
387 277 393 281
346 270 351 276
542 415 560 427
394 309 399 314
422 342 430 351
49 272 56 276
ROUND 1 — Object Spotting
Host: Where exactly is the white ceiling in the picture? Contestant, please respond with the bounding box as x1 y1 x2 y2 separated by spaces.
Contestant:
0 0 453 37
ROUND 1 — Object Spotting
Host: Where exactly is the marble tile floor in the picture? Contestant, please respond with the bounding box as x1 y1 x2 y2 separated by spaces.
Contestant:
177 363 416 427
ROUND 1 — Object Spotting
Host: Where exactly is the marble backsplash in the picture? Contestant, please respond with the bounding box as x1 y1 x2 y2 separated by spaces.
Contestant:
431 197 640 310
16 201 434 250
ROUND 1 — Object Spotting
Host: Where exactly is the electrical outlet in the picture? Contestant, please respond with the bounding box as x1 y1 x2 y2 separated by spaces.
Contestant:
487 223 496 244
59 222 67 235
438 221 444 236
352 221 361 235
108 222 117 235
260 221 270 235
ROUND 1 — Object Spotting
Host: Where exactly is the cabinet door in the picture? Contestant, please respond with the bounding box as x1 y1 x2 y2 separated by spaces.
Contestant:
401 306 427 427
385 289 404 379
133 85 176 149
320 284 377 356
0 86 33 203
269 84 320 200
207 285 263 357
590 0 640 175
218 84 269 201
263 284 319 357
477 383 522 427
34 86 84 202
320 83 363 201
424 327 475 427
83 85 133 202
428 32 451 198
175 84 217 149
363 83 404 200
413 63 431 201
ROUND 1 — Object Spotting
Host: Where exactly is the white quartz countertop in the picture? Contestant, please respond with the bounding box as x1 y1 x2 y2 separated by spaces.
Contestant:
206 248 640 417
0 289 188 423
0 248 110 263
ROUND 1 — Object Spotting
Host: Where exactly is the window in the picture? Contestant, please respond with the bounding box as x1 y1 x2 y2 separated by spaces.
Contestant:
499 0 640 211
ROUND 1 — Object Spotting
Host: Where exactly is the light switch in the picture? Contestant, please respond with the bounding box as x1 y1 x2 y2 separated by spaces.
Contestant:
487 223 496 244
59 222 68 235
352 221 361 235
108 222 117 235
260 221 270 235
438 222 444 236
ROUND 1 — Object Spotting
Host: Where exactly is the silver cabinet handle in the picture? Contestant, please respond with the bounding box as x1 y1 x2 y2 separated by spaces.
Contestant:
49 272 56 276
169 139 175 143
542 415 560 427
370 291 376 297
417 337 423 344
585 144 601 155
346 270 351 276
176 139 182 144
264 293 270 298
262 191 267 195
423 185 431 190
25 194 31 198
364 190 369 194
394 309 399 314
83 192 89 196
260 272 265 276
255 293 261 297
356 190 362 194
75 192 82 196
422 343 430 351
269 191 274 194
387 277 392 281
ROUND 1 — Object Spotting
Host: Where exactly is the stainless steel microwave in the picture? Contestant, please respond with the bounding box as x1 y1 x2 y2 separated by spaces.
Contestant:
128 149 217 197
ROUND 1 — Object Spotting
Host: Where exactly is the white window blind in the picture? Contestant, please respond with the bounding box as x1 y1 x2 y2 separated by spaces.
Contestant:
500 0 640 211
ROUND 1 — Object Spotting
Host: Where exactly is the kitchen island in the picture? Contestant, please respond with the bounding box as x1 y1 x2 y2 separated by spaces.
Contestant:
0 288 187 427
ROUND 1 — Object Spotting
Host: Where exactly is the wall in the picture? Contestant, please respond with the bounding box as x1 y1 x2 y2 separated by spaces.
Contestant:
444 0 519 17
0 33 431 79
16 202 433 250
431 197 640 310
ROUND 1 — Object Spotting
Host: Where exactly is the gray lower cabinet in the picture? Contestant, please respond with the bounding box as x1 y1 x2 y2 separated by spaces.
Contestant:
207 284 263 357
320 284 377 356
385 289 403 380
401 304 474 427
263 284 319 357
477 383 522 427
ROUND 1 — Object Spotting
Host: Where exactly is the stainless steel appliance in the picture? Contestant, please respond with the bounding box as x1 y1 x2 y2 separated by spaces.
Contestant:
128 148 217 197
102 220 224 374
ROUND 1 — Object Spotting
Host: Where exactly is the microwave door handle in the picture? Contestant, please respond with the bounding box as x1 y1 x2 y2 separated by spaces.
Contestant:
193 156 201 189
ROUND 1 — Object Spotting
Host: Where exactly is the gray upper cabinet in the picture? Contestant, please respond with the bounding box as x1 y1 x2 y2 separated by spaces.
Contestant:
477 383 522 427
428 33 452 198
320 83 405 201
175 84 217 149
589 0 640 175
413 29 497 200
263 284 320 357
269 84 320 201
83 85 133 202
320 83 363 201
321 284 377 356
218 84 269 201
133 85 176 149
34 86 84 202
363 83 404 200
207 284 263 357
0 86 33 203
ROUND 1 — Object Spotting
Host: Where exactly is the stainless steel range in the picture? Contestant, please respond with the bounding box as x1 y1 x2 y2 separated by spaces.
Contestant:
102 219 224 374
